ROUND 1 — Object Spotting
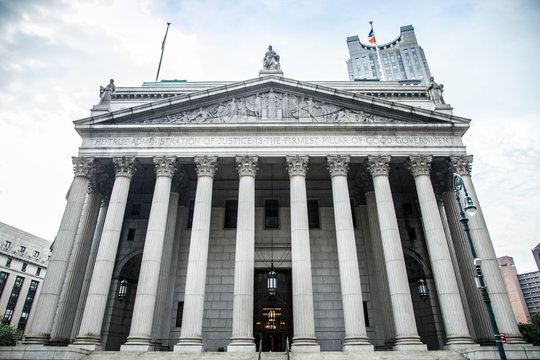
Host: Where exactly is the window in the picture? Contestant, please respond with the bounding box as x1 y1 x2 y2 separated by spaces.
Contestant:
36 267 41 276
176 301 184 327
307 200 320 229
4 240 11 248
363 301 370 327
21 263 27 272
0 272 9 298
5 258 11 268
17 280 38 332
34 251 40 258
350 200 357 228
131 203 141 216
127 228 136 241
19 246 26 253
3 276 24 324
265 200 279 229
187 200 195 229
224 200 238 229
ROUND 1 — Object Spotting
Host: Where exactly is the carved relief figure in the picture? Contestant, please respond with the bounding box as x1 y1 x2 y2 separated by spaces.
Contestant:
99 79 115 105
263 45 281 71
427 76 445 104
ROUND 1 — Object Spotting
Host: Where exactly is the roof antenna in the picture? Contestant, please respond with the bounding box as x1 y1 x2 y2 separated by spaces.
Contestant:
155 22 171 82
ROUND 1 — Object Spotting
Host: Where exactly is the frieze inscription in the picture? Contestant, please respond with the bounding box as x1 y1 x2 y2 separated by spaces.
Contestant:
88 135 456 148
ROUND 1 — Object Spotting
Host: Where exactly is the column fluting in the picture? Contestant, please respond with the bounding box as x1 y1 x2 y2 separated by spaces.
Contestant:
175 155 218 352
228 155 259 352
24 157 95 345
327 155 372 351
74 157 137 349
408 156 475 348
450 155 524 344
122 156 177 351
366 155 426 351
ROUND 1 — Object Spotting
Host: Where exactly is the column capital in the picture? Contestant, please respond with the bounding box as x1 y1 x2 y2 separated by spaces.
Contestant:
408 155 432 177
326 155 350 177
154 156 177 178
366 155 391 177
449 155 473 176
235 155 259 177
72 157 95 178
194 156 218 178
113 157 138 178
286 155 309 177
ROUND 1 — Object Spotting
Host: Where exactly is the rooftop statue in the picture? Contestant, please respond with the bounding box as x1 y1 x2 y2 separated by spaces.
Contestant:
98 79 116 105
263 45 281 71
426 76 445 105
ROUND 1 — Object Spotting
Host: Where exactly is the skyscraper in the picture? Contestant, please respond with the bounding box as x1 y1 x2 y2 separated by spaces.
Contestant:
346 25 431 83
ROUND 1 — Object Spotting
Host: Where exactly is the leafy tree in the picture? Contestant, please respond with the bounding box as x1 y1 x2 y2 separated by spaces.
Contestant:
0 323 17 346
519 313 540 346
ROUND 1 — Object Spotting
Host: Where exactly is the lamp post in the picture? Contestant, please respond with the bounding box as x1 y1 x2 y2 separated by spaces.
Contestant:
452 173 507 360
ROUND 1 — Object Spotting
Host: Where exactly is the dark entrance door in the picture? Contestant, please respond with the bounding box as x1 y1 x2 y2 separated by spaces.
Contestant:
254 269 293 352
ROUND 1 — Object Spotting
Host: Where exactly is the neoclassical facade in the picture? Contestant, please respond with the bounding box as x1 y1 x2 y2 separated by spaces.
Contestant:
16 64 538 359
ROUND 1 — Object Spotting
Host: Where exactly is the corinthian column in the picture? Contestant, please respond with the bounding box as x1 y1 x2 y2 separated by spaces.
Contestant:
286 156 320 352
175 156 218 352
122 157 177 351
228 155 258 353
450 155 524 344
51 174 104 344
408 156 475 349
366 155 426 351
24 157 95 345
327 155 373 351
73 157 137 350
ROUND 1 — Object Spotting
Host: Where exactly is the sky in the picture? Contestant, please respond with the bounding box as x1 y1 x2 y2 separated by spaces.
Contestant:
0 0 539 272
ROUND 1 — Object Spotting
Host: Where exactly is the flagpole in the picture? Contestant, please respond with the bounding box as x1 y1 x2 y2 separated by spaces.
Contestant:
369 21 386 81
155 22 171 82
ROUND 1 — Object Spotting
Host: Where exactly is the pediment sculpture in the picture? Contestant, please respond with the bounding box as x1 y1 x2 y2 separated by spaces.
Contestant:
139 89 409 125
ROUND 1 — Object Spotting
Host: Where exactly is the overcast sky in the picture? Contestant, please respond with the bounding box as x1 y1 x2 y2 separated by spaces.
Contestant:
1 0 539 272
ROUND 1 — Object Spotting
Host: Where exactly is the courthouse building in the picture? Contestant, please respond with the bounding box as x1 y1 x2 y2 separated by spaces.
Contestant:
9 26 539 359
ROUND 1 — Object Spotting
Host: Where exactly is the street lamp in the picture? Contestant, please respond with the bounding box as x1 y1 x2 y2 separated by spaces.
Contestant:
417 278 428 302
118 279 128 303
452 173 507 360
267 264 277 296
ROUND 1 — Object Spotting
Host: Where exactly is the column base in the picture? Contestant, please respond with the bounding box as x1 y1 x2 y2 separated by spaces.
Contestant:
227 337 256 352
22 334 50 345
291 337 320 352
174 337 204 353
506 333 527 344
49 338 70 346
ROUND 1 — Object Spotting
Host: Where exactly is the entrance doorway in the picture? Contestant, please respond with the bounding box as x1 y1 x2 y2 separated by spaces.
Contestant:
254 269 293 352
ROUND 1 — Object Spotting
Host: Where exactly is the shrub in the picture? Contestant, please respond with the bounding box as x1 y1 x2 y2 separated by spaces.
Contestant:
519 313 540 346
0 323 17 346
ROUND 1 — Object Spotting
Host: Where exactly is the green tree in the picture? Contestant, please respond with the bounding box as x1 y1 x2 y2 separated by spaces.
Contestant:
519 313 540 346
0 323 17 346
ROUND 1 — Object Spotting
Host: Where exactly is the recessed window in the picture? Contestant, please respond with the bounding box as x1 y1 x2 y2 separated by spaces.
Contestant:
21 263 27 272
36 267 41 276
176 301 184 327
34 251 40 258
363 301 370 327
407 227 417 241
4 241 11 248
127 228 136 241
265 200 279 229
19 246 26 253
307 200 320 229
0 272 9 298
131 204 141 216
224 200 238 229
187 200 195 229
5 258 11 268
350 200 357 228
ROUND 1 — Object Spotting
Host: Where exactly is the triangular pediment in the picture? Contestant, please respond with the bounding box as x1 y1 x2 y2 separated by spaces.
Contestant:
74 76 470 129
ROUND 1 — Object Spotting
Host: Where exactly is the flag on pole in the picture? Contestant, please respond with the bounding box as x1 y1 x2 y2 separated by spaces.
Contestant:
368 28 376 43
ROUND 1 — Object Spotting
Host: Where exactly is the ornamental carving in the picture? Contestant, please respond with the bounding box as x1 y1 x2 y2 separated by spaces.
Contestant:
367 155 391 177
113 157 138 178
449 155 473 176
139 89 406 125
326 155 350 177
72 157 95 178
235 156 259 177
286 155 309 177
408 155 432 177
154 156 177 178
194 156 218 178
